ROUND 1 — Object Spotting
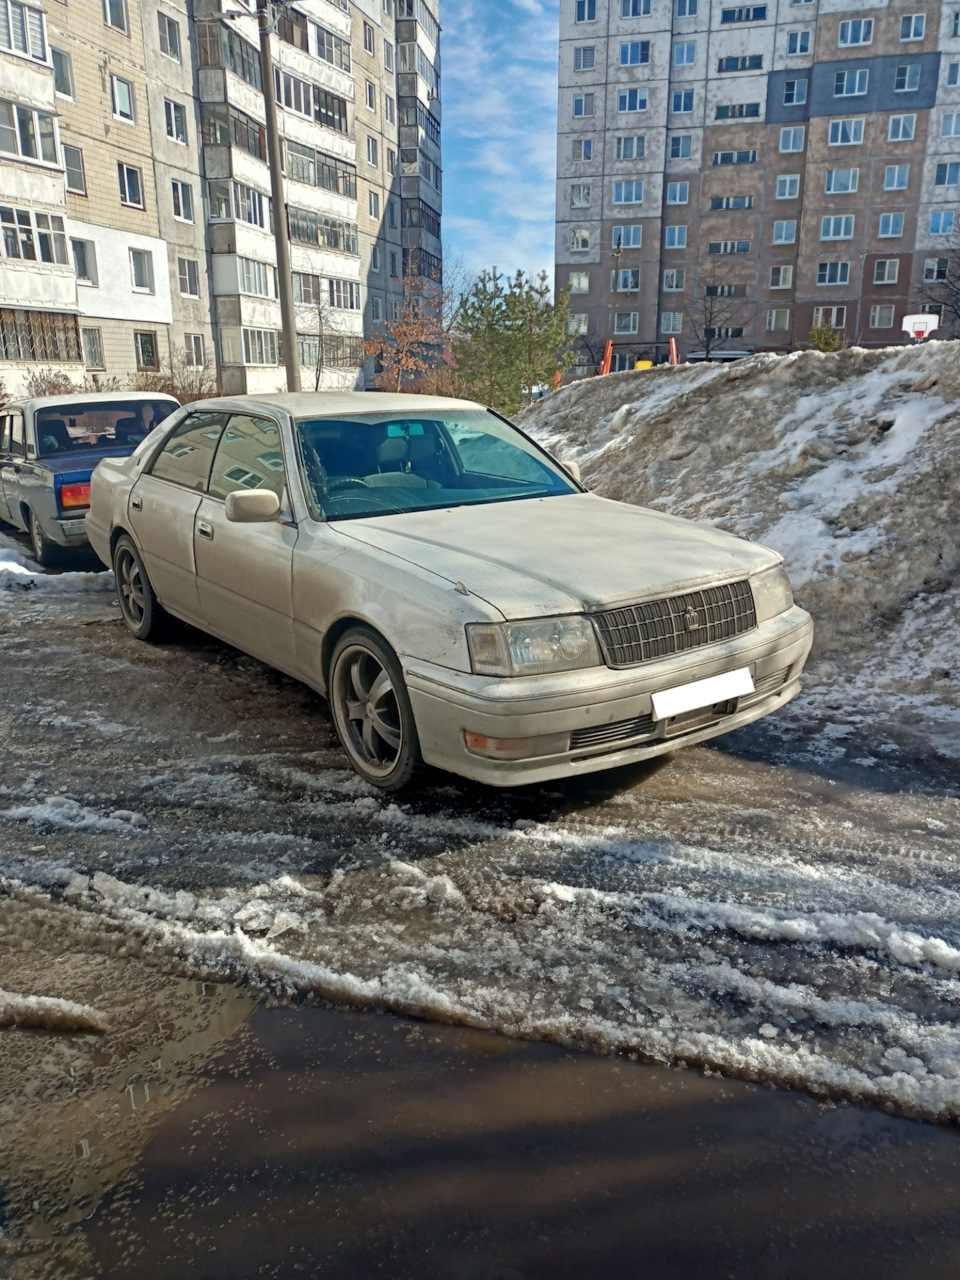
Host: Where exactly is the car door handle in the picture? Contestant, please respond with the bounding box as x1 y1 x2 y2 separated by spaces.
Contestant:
197 520 214 540
131 494 142 511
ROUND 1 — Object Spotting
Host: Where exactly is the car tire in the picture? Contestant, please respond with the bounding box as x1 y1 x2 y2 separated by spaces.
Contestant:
329 627 422 792
28 510 62 568
112 534 175 642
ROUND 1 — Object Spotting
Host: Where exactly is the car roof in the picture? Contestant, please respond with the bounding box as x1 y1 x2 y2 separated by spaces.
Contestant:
188 392 487 420
5 392 181 412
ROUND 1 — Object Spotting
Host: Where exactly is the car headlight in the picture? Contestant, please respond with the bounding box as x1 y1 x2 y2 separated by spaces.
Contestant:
466 616 602 677
751 563 794 622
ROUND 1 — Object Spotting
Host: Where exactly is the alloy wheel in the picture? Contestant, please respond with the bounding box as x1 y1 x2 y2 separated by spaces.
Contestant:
333 644 403 778
115 546 145 628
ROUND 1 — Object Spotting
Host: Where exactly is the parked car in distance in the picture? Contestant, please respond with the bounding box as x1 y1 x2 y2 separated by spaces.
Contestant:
86 392 813 790
0 392 180 564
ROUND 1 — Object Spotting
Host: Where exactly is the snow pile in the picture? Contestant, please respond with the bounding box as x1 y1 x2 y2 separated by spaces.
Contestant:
0 529 111 597
521 343 960 756
0 989 110 1033
3 796 147 833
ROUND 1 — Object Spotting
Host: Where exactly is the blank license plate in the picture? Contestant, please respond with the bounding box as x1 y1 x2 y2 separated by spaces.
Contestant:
651 667 754 722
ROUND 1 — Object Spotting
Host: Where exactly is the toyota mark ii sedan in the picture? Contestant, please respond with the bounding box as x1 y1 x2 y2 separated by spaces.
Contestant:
86 393 813 790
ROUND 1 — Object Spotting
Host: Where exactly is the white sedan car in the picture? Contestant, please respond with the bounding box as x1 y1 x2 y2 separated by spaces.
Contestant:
87 393 813 790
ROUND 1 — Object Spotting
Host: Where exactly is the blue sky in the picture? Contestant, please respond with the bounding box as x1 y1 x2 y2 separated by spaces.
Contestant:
440 0 560 283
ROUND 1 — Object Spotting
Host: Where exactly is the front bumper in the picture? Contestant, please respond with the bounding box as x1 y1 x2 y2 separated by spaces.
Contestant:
405 605 814 786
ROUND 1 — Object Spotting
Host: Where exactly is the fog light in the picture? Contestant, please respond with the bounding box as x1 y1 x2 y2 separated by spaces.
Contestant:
463 730 571 761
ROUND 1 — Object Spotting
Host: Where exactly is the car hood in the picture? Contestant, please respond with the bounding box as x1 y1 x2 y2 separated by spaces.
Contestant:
335 493 779 619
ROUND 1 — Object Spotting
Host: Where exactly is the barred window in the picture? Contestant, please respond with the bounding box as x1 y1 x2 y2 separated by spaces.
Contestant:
0 309 80 362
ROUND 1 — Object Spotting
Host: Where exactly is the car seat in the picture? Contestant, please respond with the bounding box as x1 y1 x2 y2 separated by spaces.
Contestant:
115 416 145 444
363 435 429 488
38 419 71 452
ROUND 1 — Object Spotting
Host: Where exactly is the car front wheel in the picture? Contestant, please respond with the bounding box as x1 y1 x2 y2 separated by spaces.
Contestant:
329 627 421 791
113 534 174 641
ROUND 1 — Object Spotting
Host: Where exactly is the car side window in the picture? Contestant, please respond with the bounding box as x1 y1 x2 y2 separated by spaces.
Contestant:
147 412 228 492
0 415 9 453
9 413 24 458
207 414 287 502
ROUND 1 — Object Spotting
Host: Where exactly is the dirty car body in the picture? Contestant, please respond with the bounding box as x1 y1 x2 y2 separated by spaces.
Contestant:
0 393 179 564
86 392 813 789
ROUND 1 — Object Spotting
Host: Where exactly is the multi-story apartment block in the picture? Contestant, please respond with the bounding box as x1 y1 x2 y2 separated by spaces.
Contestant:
0 0 440 396
556 0 960 367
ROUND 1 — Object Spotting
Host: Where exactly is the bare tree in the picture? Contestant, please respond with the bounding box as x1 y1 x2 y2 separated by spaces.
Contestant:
24 367 83 397
683 263 756 357
295 284 343 392
135 349 219 404
915 215 960 339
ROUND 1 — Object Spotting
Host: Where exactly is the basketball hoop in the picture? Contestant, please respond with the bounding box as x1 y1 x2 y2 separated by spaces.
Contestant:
902 314 938 343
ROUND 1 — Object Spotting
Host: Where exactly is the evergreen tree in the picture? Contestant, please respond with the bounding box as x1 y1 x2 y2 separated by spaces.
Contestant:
504 270 576 410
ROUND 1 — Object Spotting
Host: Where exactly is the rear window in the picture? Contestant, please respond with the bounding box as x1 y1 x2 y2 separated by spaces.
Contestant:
35 400 178 457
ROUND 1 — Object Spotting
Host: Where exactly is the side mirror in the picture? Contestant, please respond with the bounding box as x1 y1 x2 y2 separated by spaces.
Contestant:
563 460 581 484
225 489 281 523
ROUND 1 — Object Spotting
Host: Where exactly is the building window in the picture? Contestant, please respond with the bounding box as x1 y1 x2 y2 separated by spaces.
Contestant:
389 250 399 277
617 268 640 291
765 309 790 332
720 4 766 20
838 18 872 46
171 180 193 221
614 180 643 205
869 305 894 328
387 200 397 228
370 244 381 272
930 211 955 234
874 259 900 284
713 150 757 165
710 195 753 209
575 0 596 20
663 268 684 291
617 89 646 113
368 190 380 219
387 147 396 174
129 248 154 293
817 261 850 285
825 167 858 193
71 238 97 284
617 136 645 159
677 0 697 14
769 265 793 288
165 99 187 144
923 258 948 283
574 45 597 69
661 312 682 334
835 69 868 96
666 181 688 205
329 278 361 310
371 296 383 322
889 114 916 141
671 89 694 113
81 327 104 370
63 144 85 193
899 14 924 40
942 113 960 138
574 93 595 116
621 0 650 13
292 271 321 305
111 75 135 123
366 136 378 166
884 164 909 191
878 212 904 237
772 220 796 243
813 306 846 328
573 138 593 161
665 226 686 248
787 30 810 54
384 94 395 125
178 257 200 296
365 81 376 112
820 215 854 239
568 271 589 293
776 174 799 198
0 0 46 60
718 55 762 72
614 312 638 334
571 184 591 207
0 100 59 166
705 284 746 298
954 10 960 35
674 41 695 65
936 161 960 187
948 63 959 86
51 48 74 98
135 330 159 369
779 126 804 152
118 163 143 208
895 64 920 91
620 41 649 65
669 135 691 159
363 20 374 52
613 224 642 247
158 12 180 60
828 118 864 146
708 240 751 254
102 0 128 34
184 334 205 367
783 78 807 104
568 313 589 336
716 102 760 119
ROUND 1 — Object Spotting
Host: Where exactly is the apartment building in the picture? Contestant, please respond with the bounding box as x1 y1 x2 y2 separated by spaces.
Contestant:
0 0 441 396
556 0 960 367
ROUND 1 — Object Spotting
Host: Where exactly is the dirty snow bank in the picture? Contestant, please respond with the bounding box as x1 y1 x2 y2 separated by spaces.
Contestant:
520 343 960 757
0 530 111 598
0 988 110 1033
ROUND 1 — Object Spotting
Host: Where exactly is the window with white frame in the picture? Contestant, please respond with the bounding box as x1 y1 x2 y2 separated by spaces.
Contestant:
111 75 135 122
784 78 808 104
171 180 193 221
930 211 955 234
573 93 595 117
364 81 376 112
942 113 960 138
776 175 799 198
385 95 395 124
661 312 682 334
708 240 751 253
869 305 894 328
575 0 596 20
387 200 396 228
571 184 591 207
889 114 916 141
613 224 642 247
825 167 858 193
787 30 810 54
165 100 186 143
118 162 143 207
620 40 649 64
884 164 909 190
817 261 849 284
63 145 85 193
838 18 872 46
52 49 74 98
672 89 694 112
674 41 695 65
571 227 590 251
814 306 846 328
292 272 321 305
874 259 899 284
614 180 643 204
185 334 205 367
617 136 645 159
329 278 361 310
370 244 381 272
710 195 753 209
371 296 382 322
614 312 638 334
670 134 691 159
223 327 278 365
899 14 924 40
363 20 374 51
0 208 67 262
664 225 686 248
71 237 97 283
770 265 793 288
821 214 854 239
618 89 646 113
663 268 684 291
179 256 200 296
103 0 128 32
713 149 758 165
936 161 960 186
0 100 59 164
1 0 47 60
573 138 593 161
366 136 378 166
835 69 868 96
766 309 790 332
621 0 651 13
879 212 904 236
617 267 640 291
924 257 949 281
716 102 761 119
773 220 796 243
574 45 596 69
368 190 380 218
129 247 154 292
567 313 589 336
895 64 920 91
666 181 688 204
158 12 181 60
779 126 804 152
568 271 589 293
677 0 697 14
829 118 864 144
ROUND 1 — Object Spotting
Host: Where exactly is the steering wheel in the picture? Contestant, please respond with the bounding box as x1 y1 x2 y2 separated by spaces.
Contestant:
327 477 370 492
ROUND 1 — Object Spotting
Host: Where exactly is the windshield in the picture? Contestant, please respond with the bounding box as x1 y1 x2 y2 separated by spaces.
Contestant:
35 400 178 457
295 409 576 521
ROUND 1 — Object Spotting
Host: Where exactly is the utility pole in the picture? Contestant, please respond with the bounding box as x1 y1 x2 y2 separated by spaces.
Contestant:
257 0 301 392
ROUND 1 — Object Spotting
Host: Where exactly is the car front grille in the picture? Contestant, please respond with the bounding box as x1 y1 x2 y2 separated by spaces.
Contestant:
593 579 757 668
570 713 656 751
